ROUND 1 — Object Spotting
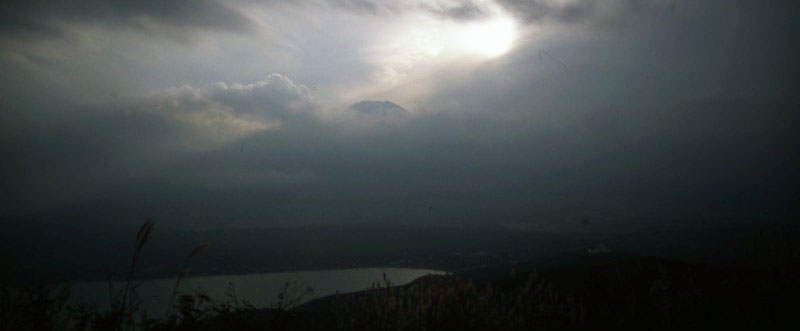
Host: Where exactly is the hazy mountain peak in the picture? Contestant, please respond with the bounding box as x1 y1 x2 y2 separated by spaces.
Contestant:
348 100 409 116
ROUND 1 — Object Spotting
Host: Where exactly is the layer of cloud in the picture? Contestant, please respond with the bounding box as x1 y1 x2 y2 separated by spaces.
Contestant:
320 0 678 29
0 0 250 39
496 0 677 29
421 1 493 21
1 0 799 231
0 72 325 216
152 74 317 141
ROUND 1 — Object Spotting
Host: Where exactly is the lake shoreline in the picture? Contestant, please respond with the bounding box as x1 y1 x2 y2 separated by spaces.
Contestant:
65 267 448 313
53 263 454 286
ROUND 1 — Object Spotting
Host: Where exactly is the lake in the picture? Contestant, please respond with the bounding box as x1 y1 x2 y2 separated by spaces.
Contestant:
68 268 446 314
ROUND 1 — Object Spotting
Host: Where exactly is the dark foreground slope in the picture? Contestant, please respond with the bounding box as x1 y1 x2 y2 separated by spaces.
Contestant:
159 255 799 331
2 254 798 330
3 222 799 330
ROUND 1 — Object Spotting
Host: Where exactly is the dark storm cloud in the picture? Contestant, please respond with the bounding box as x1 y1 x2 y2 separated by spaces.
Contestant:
0 0 250 38
0 73 319 216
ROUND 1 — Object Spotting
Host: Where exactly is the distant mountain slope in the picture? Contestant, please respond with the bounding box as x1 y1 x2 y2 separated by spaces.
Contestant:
347 100 409 117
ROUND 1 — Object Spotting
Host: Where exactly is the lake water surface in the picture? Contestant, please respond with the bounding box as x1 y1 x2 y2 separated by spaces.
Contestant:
69 268 446 314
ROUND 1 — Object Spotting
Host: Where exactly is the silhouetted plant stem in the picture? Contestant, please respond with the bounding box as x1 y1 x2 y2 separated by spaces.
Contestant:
119 219 153 325
165 243 208 319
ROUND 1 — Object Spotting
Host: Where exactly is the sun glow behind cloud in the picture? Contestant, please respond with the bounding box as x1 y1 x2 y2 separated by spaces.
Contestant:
456 17 517 58
349 6 520 104
385 9 520 63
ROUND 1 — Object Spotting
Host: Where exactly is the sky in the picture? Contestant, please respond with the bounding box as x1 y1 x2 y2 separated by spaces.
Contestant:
1 0 798 232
